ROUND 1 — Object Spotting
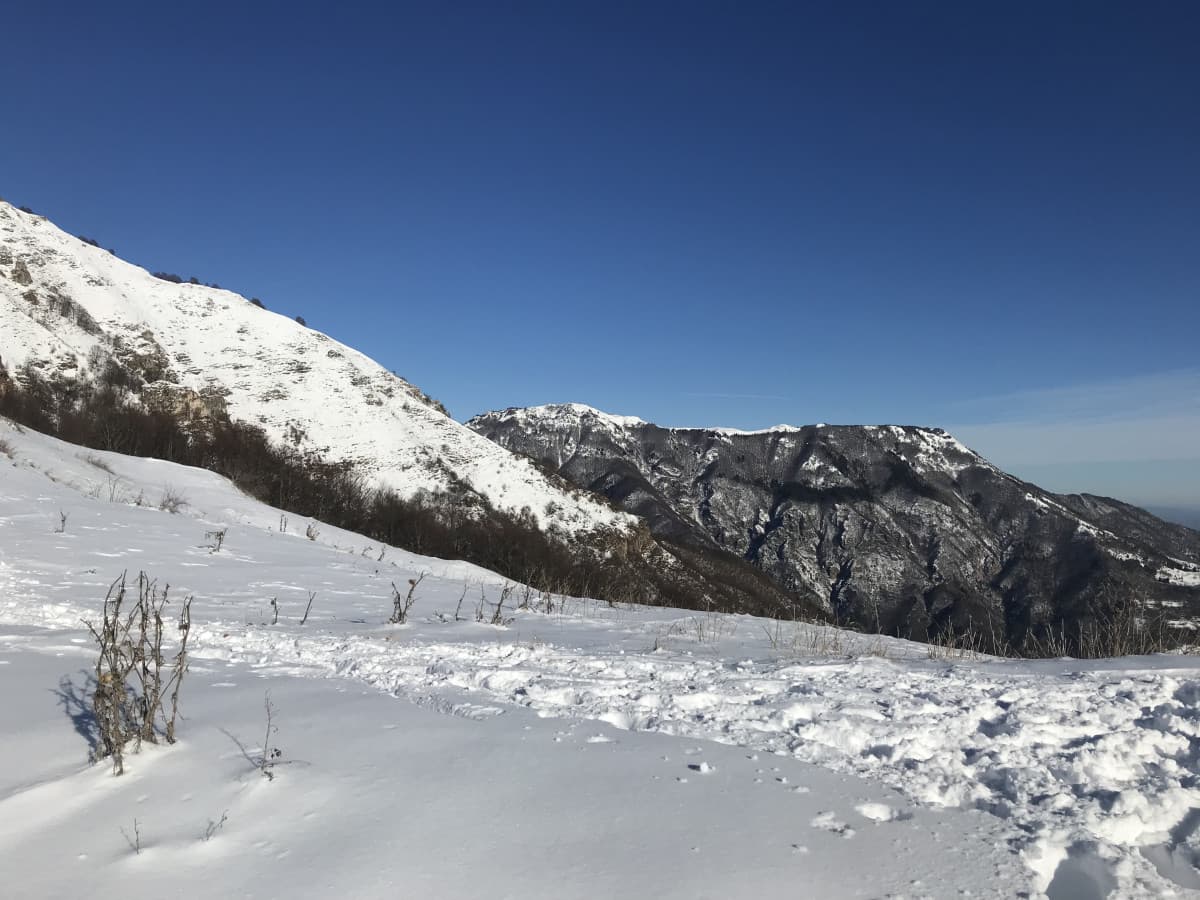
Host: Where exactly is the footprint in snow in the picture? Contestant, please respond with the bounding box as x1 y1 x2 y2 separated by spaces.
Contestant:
688 762 715 774
810 812 855 838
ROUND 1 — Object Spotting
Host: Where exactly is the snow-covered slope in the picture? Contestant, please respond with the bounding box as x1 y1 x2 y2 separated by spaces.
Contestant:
6 418 1200 897
0 201 629 535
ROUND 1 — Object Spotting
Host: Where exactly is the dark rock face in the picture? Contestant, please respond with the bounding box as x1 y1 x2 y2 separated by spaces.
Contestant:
470 405 1200 648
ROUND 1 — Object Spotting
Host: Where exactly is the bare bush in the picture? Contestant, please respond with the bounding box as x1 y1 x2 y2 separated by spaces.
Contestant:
305 521 320 541
389 573 425 624
104 474 125 503
158 485 188 513
205 528 227 553
518 583 534 610
54 510 68 533
85 572 192 775
0 437 13 458
487 583 515 626
258 692 283 780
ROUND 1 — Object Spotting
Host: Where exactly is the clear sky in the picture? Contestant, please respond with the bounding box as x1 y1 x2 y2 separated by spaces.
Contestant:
2 2 1197 512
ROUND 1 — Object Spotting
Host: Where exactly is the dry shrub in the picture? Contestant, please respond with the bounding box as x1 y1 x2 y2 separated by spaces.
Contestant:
85 572 192 774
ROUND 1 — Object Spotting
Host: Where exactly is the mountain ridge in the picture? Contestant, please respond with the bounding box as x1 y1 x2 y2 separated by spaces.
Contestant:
469 402 1200 650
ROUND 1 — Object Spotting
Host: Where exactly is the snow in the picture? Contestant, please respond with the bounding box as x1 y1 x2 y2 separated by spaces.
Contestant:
488 404 814 437
482 402 649 430
0 201 630 536
4 418 1200 897
902 425 979 472
708 424 805 436
1161 567 1200 588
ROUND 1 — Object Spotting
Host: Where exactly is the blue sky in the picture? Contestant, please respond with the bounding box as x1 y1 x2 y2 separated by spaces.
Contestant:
2 2 1197 511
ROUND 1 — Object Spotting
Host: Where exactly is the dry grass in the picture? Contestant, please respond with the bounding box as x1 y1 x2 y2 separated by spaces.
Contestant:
760 618 895 659
1018 605 1189 659
85 453 114 474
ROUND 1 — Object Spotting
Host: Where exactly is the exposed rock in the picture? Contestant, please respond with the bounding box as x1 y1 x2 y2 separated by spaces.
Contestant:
110 331 177 384
141 383 225 422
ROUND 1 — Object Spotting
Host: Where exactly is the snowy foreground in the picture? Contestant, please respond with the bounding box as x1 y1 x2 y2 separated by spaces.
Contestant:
3 420 1200 899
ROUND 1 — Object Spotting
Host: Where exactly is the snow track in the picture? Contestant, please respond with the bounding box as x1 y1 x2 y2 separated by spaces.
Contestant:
194 623 1200 896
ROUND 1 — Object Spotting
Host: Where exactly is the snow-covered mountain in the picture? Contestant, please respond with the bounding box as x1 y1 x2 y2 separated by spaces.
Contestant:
469 403 1200 648
0 201 627 537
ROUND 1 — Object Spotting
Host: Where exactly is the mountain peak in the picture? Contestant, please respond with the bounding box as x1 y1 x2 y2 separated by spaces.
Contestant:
477 402 649 430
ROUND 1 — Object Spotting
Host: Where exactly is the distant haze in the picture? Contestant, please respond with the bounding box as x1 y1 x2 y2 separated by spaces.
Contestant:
946 370 1200 517
994 460 1200 525
1145 507 1200 531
